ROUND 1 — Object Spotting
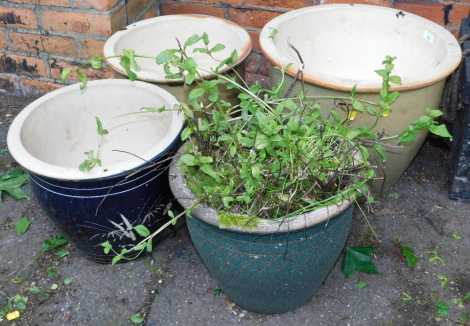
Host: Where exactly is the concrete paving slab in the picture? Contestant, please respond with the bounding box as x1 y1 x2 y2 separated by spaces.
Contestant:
1 94 470 326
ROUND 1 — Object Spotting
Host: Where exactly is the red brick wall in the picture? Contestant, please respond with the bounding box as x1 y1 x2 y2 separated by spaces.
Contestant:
0 0 157 95
0 0 468 96
159 0 468 86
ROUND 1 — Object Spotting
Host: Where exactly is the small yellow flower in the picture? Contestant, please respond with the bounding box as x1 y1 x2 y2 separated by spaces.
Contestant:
7 311 20 321
382 106 391 117
348 111 357 120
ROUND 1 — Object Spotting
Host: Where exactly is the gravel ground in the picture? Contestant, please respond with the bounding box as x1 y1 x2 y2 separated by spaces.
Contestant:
1 94 470 326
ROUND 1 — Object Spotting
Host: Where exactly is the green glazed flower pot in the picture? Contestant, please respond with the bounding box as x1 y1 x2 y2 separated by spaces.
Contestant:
169 155 354 314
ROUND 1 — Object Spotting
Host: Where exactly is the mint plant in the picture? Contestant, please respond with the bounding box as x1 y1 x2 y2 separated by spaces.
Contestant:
63 32 451 263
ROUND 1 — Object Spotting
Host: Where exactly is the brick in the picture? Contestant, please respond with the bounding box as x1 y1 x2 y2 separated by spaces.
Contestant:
248 31 260 53
228 8 282 30
0 30 7 51
124 0 151 23
141 5 157 20
49 59 115 81
394 2 460 27
81 38 106 59
245 52 261 73
109 5 129 33
245 52 270 75
245 0 312 10
160 3 225 18
40 9 126 36
0 76 16 93
319 0 390 6
444 4 470 28
20 79 63 94
182 0 243 5
10 33 78 57
245 71 269 88
0 6 38 29
4 0 70 5
0 54 47 77
73 0 120 11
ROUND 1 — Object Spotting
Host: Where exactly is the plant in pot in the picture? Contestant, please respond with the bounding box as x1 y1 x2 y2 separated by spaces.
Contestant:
69 31 451 312
7 79 184 264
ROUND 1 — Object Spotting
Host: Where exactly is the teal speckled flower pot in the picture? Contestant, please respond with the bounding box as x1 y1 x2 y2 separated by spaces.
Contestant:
186 205 353 314
169 156 354 314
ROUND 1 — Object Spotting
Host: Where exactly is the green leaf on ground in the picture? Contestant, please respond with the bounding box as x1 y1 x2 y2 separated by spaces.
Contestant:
42 236 68 252
436 301 452 317
357 281 370 291
0 169 29 202
401 245 418 266
130 314 145 323
56 249 69 258
342 247 380 278
14 215 31 234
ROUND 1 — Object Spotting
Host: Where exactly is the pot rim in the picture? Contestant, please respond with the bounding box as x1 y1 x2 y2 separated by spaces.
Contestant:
169 150 354 234
103 14 253 83
259 4 462 92
7 79 184 181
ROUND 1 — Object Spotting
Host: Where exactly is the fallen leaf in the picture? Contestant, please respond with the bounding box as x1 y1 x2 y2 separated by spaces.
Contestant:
7 311 20 320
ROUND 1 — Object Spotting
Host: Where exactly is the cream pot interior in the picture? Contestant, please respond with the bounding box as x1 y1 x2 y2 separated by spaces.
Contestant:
7 80 183 180
260 4 461 92
104 14 252 83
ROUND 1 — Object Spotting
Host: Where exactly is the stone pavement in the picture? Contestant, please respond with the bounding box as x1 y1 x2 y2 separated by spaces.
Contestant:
1 94 470 326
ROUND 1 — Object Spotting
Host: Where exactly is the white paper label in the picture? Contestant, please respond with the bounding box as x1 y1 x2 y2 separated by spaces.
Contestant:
424 30 434 43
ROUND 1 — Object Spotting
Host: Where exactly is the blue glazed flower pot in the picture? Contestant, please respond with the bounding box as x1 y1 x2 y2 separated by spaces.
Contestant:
28 150 176 263
169 155 354 313
8 80 184 263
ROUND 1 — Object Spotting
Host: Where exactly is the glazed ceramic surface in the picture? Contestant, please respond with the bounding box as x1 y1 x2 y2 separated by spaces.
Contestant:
7 80 184 263
169 153 354 313
259 4 461 197
104 15 252 103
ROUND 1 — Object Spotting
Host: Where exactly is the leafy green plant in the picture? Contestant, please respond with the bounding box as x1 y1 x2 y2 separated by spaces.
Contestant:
47 267 57 277
436 300 452 317
64 32 451 263
19 235 69 272
436 275 451 287
394 237 418 266
78 108 165 171
401 292 413 301
453 293 470 308
388 193 400 200
427 250 446 265
0 169 29 202
0 293 28 320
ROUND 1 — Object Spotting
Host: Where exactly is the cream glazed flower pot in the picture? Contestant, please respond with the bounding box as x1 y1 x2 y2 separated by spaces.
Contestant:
7 79 184 263
104 14 252 104
259 4 462 197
